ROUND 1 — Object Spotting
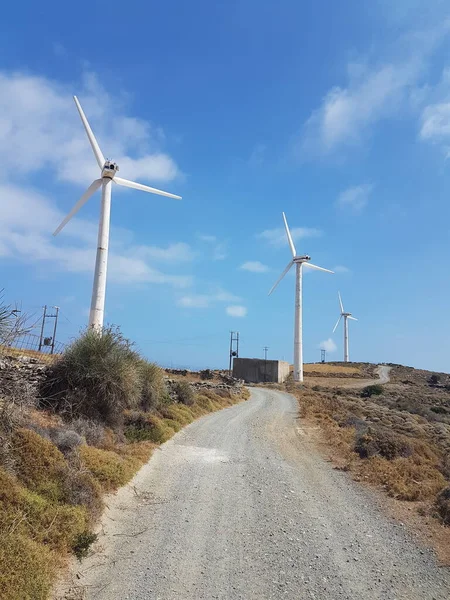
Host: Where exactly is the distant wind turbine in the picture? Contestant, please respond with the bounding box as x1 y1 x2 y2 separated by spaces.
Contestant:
268 212 333 382
53 96 181 331
333 292 358 363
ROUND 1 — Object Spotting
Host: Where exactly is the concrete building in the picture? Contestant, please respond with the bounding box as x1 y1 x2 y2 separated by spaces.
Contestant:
232 358 290 384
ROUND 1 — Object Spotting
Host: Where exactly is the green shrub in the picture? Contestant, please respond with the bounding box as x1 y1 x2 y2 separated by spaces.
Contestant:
41 327 142 426
200 369 214 380
428 374 440 386
173 381 194 406
72 531 98 561
361 384 384 398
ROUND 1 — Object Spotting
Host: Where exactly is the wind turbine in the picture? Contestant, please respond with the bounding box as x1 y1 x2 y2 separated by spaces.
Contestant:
268 212 333 382
333 292 357 362
53 96 181 332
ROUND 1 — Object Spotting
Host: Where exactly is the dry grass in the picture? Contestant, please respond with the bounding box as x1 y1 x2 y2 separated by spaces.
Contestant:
303 363 362 375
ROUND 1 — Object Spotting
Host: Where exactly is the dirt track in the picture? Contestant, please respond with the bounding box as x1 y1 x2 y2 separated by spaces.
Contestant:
57 387 449 599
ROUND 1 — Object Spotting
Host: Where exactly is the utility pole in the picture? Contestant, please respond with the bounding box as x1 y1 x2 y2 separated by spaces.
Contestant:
49 306 60 354
263 346 269 382
38 306 47 351
229 331 239 375
38 305 60 353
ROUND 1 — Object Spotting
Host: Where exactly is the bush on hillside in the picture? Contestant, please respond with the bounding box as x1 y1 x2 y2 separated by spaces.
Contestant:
428 374 440 386
41 327 143 426
435 486 450 525
361 384 384 398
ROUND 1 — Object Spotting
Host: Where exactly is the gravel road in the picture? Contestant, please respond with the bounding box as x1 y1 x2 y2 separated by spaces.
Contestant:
62 388 450 600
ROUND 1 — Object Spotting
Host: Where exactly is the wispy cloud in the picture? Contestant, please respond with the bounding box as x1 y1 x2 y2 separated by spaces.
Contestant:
296 20 450 158
226 305 247 317
240 261 269 273
319 338 337 353
177 288 241 309
336 184 373 213
0 182 191 287
333 265 351 274
198 234 227 260
257 226 321 248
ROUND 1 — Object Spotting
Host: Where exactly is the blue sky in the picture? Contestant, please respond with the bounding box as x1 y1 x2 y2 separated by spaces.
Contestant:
1 0 450 371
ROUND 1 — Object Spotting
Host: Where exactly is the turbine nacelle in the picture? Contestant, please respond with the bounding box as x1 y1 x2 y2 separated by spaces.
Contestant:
294 255 311 263
101 160 119 179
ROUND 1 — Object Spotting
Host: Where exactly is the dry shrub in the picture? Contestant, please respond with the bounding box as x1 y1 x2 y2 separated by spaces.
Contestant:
79 445 140 491
41 327 142 426
124 411 175 444
173 381 194 406
355 427 413 460
360 456 446 501
11 428 67 502
61 465 103 521
435 487 450 525
49 428 83 454
0 533 55 600
161 403 194 425
69 417 107 448
139 360 166 410
0 468 87 551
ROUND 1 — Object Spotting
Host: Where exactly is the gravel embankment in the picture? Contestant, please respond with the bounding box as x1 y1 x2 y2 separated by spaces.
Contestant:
57 387 450 600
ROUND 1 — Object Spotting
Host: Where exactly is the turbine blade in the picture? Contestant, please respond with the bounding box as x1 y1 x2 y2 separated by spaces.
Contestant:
338 291 344 313
333 315 342 333
282 212 296 257
114 177 182 200
304 262 334 274
53 179 102 236
73 96 105 169
348 316 358 321
268 260 294 295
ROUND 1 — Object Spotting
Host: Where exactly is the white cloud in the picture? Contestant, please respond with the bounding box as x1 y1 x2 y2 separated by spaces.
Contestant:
177 288 241 309
333 265 351 274
300 64 411 155
420 102 450 141
0 182 191 287
226 305 247 317
336 184 373 213
297 21 450 157
319 338 337 353
258 226 321 248
0 70 181 186
198 234 216 243
240 261 269 273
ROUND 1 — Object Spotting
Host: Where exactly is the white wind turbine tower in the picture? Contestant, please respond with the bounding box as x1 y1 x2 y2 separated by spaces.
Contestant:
333 292 358 363
53 96 181 332
269 212 333 382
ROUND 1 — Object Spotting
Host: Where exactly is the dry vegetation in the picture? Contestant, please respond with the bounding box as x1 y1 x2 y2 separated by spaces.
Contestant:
0 327 249 600
293 364 450 538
